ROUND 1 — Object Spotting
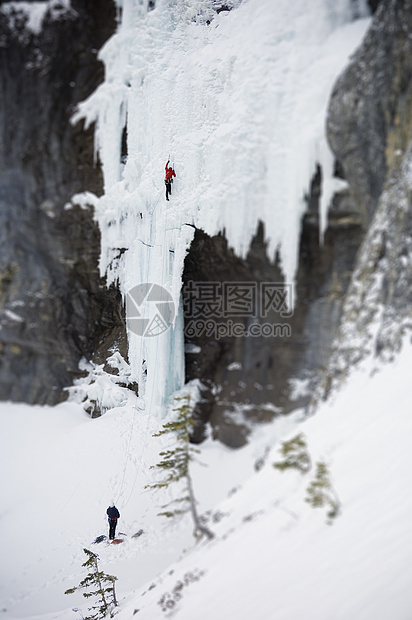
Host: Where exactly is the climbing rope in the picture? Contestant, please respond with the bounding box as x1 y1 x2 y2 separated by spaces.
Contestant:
114 166 172 510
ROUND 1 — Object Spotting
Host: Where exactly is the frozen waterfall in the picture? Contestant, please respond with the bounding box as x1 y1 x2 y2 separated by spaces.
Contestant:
72 0 370 411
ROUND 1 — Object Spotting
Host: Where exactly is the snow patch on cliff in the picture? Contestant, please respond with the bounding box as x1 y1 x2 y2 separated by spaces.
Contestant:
0 0 74 36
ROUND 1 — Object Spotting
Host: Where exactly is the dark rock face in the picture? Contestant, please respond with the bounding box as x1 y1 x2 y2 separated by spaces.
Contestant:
0 1 124 404
366 0 383 14
183 169 364 447
183 225 286 447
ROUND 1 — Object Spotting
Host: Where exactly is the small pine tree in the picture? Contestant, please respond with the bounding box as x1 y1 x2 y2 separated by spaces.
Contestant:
146 395 214 541
65 548 118 619
273 433 312 474
305 460 341 525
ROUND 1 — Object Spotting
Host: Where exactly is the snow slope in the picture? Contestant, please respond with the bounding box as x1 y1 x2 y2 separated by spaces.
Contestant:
136 345 412 620
2 341 412 619
71 0 371 409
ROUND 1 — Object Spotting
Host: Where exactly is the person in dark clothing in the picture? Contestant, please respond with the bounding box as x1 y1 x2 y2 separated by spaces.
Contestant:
165 160 176 201
107 503 120 540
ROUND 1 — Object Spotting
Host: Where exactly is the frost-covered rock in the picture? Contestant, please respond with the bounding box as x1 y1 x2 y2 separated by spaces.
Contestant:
317 0 412 399
317 144 412 399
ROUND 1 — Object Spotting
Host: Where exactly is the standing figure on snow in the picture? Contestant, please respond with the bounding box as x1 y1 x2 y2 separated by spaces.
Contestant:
106 503 120 540
165 160 176 201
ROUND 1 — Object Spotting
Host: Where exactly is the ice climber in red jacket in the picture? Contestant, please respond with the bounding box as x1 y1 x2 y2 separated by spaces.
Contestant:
165 160 176 201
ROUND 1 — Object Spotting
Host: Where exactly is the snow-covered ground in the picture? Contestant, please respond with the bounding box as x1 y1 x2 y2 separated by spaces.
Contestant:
2 341 412 619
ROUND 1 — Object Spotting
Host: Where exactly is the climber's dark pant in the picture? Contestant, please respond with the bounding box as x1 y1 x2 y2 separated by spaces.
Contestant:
165 179 172 200
109 518 117 540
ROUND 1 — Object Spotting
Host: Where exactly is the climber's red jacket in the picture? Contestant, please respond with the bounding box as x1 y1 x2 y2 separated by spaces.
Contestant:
165 162 176 180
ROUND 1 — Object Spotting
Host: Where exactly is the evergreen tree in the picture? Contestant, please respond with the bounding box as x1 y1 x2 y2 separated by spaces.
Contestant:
146 394 214 541
273 433 312 474
305 460 341 525
65 548 118 619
